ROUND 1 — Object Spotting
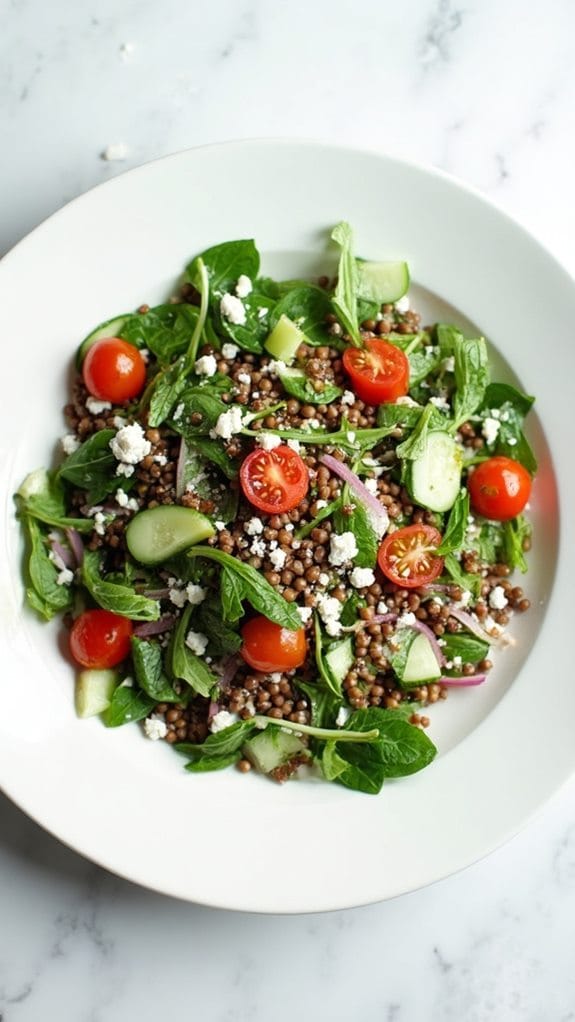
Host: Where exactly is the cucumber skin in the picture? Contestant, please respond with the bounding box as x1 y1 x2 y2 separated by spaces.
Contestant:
75 315 130 368
75 668 119 718
126 506 215 566
357 261 410 304
401 633 441 685
407 431 462 513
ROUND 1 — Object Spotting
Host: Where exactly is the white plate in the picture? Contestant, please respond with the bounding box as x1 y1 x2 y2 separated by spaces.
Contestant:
0 141 573 913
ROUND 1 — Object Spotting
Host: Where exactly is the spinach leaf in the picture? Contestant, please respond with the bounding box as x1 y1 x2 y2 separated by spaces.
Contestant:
269 285 332 346
120 305 200 365
131 636 180 702
396 403 436 460
503 515 531 573
408 345 443 386
436 323 464 357
104 686 156 727
185 437 238 479
170 604 216 698
313 614 342 698
171 386 228 438
441 632 489 664
23 516 73 620
320 742 349 782
188 547 302 629
339 707 437 781
147 356 188 428
452 336 489 429
294 680 341 729
175 439 238 524
483 382 534 418
334 497 378 568
59 430 117 503
436 489 470 555
480 384 537 473
176 719 257 759
187 240 260 295
215 293 276 353
442 552 482 598
339 590 365 627
194 596 242 656
16 469 93 532
82 550 160 621
331 222 361 345
185 751 241 773
277 369 342 406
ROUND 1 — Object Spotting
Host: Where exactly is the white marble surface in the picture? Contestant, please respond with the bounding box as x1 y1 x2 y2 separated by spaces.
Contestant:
2 0 575 1018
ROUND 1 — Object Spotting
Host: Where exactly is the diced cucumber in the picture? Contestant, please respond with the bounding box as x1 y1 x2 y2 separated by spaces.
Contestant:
243 727 309 775
126 506 215 565
75 668 119 718
401 633 441 685
324 637 354 688
407 430 462 512
75 314 130 368
357 261 410 304
265 314 305 364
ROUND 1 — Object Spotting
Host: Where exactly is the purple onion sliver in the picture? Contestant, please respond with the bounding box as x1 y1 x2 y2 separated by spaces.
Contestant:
65 527 84 566
407 618 446 667
208 700 220 719
50 538 75 570
143 588 171 599
175 437 187 499
370 613 398 625
320 454 389 533
220 654 242 689
133 614 177 637
439 673 487 687
447 606 493 644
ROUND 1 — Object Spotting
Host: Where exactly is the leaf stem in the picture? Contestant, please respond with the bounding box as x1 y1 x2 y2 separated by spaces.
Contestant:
186 258 209 366
253 715 380 743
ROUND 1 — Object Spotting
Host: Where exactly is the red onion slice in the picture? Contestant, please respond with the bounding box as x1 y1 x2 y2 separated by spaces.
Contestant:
65 527 84 566
439 673 487 687
49 538 74 570
320 454 389 535
447 606 493 644
133 614 176 637
208 700 220 719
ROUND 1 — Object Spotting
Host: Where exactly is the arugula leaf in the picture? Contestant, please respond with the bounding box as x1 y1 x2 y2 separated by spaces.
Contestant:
276 369 342 406
170 605 216 698
120 304 200 365
59 430 118 503
396 403 436 460
23 516 73 619
452 336 489 429
194 595 242 656
131 636 180 702
269 285 332 346
188 547 302 629
104 686 155 727
331 222 361 345
503 515 531 573
436 489 470 555
176 719 257 759
82 550 160 621
442 552 482 598
187 240 260 295
16 469 93 532
147 356 188 428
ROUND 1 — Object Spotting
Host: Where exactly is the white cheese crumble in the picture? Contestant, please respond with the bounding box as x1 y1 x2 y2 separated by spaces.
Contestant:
395 294 410 313
395 395 420 408
212 406 244 440
220 293 246 326
210 710 238 733
56 567 75 586
399 611 417 626
169 587 188 608
297 606 313 625
86 396 112 414
153 454 168 467
237 371 251 385
349 567 376 589
113 415 127 429
329 531 358 567
363 478 379 495
489 585 509 610
318 572 330 586
185 630 209 656
60 433 80 455
143 716 168 741
442 356 455 373
235 275 253 298
102 143 129 162
347 431 356 444
257 432 282 450
245 517 264 536
286 439 301 453
482 417 501 446
315 499 328 510
186 584 207 606
335 705 351 727
341 390 356 406
214 520 226 531
250 538 266 557
194 354 217 377
173 402 185 422
110 422 151 465
269 547 287 571
222 342 239 359
115 488 139 511
429 395 450 411
115 463 135 478
316 595 343 637
93 512 107 536
266 359 287 377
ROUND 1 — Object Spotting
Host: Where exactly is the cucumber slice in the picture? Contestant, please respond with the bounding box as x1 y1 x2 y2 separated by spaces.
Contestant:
324 637 354 687
75 314 130 368
126 506 215 565
243 728 309 775
402 633 441 685
407 430 462 512
75 668 119 718
357 261 410 304
265 314 305 364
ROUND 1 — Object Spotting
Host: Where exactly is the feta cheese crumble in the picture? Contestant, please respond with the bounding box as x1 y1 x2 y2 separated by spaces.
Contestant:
245 517 264 536
211 406 244 440
56 567 75 586
93 512 107 536
220 293 246 326
61 434 80 455
341 390 356 406
429 395 450 411
297 606 313 625
110 422 151 465
482 417 501 446
115 488 139 511
489 585 509 610
257 432 282 451
329 531 358 566
222 342 239 359
237 372 251 385
286 439 301 453
194 354 217 377
185 630 209 656
169 587 188 608
395 294 410 313
363 478 379 495
143 717 168 741
235 274 253 298
210 710 238 733
349 567 376 589
250 538 266 557
269 547 287 571
86 396 112 414
316 594 343 637
186 584 207 606
335 705 351 727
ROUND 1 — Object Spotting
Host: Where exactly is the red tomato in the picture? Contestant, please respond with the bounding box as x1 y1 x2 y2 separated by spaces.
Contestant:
343 339 409 404
82 337 146 403
241 616 307 672
377 524 444 589
468 456 531 521
70 610 133 668
240 444 309 514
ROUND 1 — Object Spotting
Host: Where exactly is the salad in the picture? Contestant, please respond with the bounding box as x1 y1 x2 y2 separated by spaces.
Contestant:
15 223 536 794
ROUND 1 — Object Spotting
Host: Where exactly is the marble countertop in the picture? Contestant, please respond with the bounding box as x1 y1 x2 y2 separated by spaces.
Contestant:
2 1 575 1018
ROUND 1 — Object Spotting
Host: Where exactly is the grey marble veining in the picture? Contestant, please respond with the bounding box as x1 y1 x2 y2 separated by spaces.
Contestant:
2 0 575 1018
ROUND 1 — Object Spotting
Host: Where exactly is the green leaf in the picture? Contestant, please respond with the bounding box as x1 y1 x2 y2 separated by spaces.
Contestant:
331 707 437 792
331 222 361 345
503 514 531 573
185 751 241 772
442 552 482 598
387 628 418 682
59 429 118 503
185 437 238 479
396 403 436 460
16 469 93 532
194 596 242 656
436 489 470 555
187 239 260 295
269 285 333 345
103 686 155 727
23 516 73 619
452 336 489 429
120 304 200 364
321 741 349 781
441 632 489 664
148 356 188 428
220 566 245 624
131 636 180 701
176 719 257 759
175 438 238 524
188 547 302 630
294 680 341 729
171 386 228 438
82 550 160 621
483 382 534 418
334 496 378 568
479 384 537 474
314 614 342 697
277 369 342 406
170 604 216 698
216 293 276 353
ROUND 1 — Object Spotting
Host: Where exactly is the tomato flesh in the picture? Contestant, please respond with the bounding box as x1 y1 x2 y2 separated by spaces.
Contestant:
70 610 133 668
343 339 409 405
241 616 307 672
83 337 147 403
468 456 531 521
240 444 309 513
377 524 444 589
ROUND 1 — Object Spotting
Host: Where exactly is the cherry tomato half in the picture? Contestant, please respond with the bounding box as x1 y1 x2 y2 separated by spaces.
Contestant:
241 616 307 673
468 456 531 521
82 337 147 403
70 610 133 668
377 524 444 589
240 444 309 514
342 339 409 405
